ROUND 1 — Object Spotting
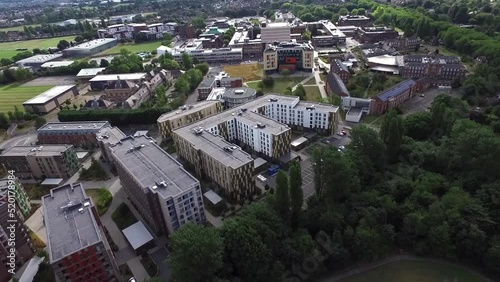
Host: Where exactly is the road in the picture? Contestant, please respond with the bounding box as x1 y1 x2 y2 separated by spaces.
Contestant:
0 132 37 150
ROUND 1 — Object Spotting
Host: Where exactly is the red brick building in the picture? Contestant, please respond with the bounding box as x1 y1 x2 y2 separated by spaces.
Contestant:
329 59 350 84
37 121 111 147
371 79 417 114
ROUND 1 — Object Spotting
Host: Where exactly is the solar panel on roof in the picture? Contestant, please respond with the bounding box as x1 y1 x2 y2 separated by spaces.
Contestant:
377 79 416 102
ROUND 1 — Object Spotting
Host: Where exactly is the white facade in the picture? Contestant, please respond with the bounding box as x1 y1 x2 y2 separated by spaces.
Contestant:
261 23 291 43
171 48 243 63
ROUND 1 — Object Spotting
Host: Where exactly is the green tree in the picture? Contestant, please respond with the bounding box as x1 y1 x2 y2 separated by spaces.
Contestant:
191 17 207 29
289 163 303 230
0 113 10 130
303 29 311 41
386 116 404 163
274 171 290 219
169 224 224 282
100 59 109 67
403 111 432 140
194 62 209 76
182 53 192 70
34 116 46 129
57 40 70 50
280 68 291 76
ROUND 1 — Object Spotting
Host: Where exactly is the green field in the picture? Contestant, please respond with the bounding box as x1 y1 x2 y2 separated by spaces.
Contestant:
0 84 52 113
248 77 307 94
304 86 322 102
0 35 76 59
337 260 488 282
0 24 41 32
97 40 163 55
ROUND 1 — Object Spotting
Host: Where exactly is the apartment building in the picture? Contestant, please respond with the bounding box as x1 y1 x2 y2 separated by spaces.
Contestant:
0 195 35 282
157 101 224 140
263 41 314 74
37 121 111 147
97 22 177 40
354 27 399 44
0 145 79 181
398 55 466 86
0 177 31 219
42 183 121 282
108 134 205 235
330 59 350 84
173 95 340 200
337 15 373 27
228 29 263 56
306 21 347 47
96 126 127 163
371 79 417 114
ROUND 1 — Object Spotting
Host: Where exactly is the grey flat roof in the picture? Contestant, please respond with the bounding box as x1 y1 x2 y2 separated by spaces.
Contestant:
1 145 73 157
253 157 267 169
38 121 110 132
23 85 75 105
89 73 147 82
291 137 308 147
41 61 74 68
122 221 153 250
110 135 199 199
65 38 117 51
199 77 216 88
42 183 102 263
41 178 64 186
223 87 257 99
76 68 106 77
16 54 62 64
157 101 220 123
203 190 222 205
96 126 126 146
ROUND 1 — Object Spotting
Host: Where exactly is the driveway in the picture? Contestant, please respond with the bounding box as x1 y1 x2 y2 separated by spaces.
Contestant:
300 158 315 200
150 247 172 282
400 89 460 116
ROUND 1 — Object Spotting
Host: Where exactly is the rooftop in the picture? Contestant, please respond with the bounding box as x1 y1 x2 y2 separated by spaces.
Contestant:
263 22 289 28
199 77 216 88
16 54 63 64
223 87 257 99
330 59 348 73
122 221 153 250
64 38 118 51
203 190 222 205
76 68 106 77
110 135 199 199
326 73 350 96
157 100 221 122
1 144 74 157
23 85 76 105
377 79 416 101
96 126 126 146
89 73 147 82
42 183 101 263
41 61 75 68
38 121 110 132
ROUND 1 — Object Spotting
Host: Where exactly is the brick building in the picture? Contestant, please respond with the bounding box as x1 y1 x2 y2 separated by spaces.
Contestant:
398 55 466 86
337 15 373 27
371 79 417 114
37 121 111 147
354 27 399 44
329 59 350 84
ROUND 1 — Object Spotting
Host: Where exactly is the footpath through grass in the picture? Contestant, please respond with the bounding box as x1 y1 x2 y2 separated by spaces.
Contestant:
0 84 52 113
247 77 306 94
337 259 488 282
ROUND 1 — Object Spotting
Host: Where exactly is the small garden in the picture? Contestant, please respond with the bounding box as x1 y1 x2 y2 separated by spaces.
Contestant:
140 255 158 277
85 188 113 215
24 184 52 201
79 157 108 181
111 203 138 231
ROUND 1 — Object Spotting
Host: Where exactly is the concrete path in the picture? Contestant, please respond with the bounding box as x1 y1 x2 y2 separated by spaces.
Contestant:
291 74 315 92
24 206 47 244
313 71 328 99
127 256 150 282
205 210 223 228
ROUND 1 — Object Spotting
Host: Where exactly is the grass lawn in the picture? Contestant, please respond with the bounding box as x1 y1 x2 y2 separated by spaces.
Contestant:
248 77 306 94
97 40 163 55
0 24 41 32
224 63 263 82
303 76 317 85
86 188 113 216
0 35 76 59
304 86 322 102
111 203 138 231
23 184 53 201
362 114 383 125
337 260 488 282
0 84 52 113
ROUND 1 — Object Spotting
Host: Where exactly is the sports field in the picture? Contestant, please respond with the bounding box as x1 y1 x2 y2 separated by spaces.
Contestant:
337 260 488 282
0 35 75 59
0 84 52 113
97 40 163 55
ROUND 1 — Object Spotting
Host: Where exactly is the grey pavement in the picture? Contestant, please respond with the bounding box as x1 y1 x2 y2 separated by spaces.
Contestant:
20 76 77 87
291 74 315 92
25 206 47 244
0 132 37 150
150 247 171 282
300 158 315 200
205 210 223 228
400 88 459 116
313 70 328 99
127 256 150 282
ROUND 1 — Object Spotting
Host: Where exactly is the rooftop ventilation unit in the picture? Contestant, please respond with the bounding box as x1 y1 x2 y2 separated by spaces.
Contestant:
127 147 134 153
193 127 204 135
256 123 266 129
223 146 234 153
269 98 278 102
152 185 158 190
234 89 245 95
241 108 247 112
306 105 316 110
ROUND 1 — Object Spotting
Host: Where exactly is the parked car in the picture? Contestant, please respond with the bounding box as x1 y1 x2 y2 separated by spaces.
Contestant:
257 175 267 182
129 278 137 282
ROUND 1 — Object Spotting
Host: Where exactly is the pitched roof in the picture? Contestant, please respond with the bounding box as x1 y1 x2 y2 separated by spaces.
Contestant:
330 59 348 73
107 80 136 89
326 73 350 96
377 79 416 102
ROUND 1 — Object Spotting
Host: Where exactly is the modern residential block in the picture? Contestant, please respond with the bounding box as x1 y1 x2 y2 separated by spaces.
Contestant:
157 100 224 140
260 22 291 43
263 41 314 74
0 145 79 181
42 183 121 282
37 121 111 147
0 177 31 219
108 134 205 235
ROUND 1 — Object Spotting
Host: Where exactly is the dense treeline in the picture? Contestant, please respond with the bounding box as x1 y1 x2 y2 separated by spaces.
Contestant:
58 107 170 125
167 95 500 282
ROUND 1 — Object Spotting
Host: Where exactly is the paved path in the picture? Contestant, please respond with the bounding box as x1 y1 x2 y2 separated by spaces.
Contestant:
205 210 223 228
127 256 150 282
313 71 328 99
291 74 315 92
317 255 494 282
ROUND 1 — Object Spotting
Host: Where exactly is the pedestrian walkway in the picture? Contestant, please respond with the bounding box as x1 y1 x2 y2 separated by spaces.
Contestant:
127 256 150 282
291 74 315 92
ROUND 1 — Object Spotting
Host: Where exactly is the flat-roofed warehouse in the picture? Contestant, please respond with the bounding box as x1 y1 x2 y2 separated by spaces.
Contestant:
23 85 79 114
15 54 63 70
62 38 119 58
76 67 106 82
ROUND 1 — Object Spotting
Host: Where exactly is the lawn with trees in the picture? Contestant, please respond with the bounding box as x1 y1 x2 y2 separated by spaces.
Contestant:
166 94 500 282
86 188 113 216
